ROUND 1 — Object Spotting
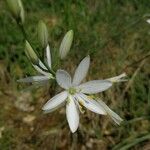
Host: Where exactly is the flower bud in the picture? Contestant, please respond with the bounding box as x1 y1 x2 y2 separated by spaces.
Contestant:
147 19 150 24
6 0 25 23
25 41 39 64
59 30 74 59
18 0 25 23
38 20 49 48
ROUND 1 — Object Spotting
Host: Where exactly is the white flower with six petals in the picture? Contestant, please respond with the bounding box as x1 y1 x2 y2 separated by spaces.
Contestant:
42 56 126 133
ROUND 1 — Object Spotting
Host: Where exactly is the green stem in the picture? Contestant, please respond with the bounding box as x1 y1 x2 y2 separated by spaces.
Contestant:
18 22 27 40
112 134 150 150
16 18 27 40
119 134 150 150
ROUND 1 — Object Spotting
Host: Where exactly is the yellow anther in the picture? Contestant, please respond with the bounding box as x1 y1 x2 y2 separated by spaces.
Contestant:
87 95 95 100
78 99 84 106
79 105 85 114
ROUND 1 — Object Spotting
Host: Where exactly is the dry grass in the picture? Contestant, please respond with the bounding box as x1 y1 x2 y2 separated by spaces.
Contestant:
0 0 150 149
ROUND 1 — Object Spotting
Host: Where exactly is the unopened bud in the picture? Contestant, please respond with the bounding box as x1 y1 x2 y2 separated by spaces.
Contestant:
25 41 38 64
6 0 25 23
59 30 74 59
147 19 150 24
38 20 48 48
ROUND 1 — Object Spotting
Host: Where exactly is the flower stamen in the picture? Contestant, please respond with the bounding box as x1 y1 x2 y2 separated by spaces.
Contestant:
68 87 77 95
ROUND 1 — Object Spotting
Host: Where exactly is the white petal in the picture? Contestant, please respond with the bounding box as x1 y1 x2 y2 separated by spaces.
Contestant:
106 73 127 83
98 100 123 125
56 70 72 89
76 93 106 115
78 80 112 94
66 95 79 133
44 102 65 114
17 75 51 83
72 56 90 86
42 91 68 111
33 64 50 76
39 60 48 70
46 44 51 68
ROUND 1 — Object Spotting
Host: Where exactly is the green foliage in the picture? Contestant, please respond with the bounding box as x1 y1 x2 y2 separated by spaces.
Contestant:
0 129 14 150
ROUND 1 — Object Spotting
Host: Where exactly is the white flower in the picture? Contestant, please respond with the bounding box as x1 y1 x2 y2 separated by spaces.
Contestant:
42 56 125 133
18 44 54 83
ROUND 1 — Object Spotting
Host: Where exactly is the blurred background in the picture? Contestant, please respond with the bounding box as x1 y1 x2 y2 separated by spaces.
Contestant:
0 0 150 149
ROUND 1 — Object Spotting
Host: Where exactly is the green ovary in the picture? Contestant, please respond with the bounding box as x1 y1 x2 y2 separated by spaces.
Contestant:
68 87 77 95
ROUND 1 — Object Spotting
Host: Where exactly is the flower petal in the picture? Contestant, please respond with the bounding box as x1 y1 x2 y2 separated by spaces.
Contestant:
42 91 68 111
46 44 51 68
44 102 65 114
78 80 112 94
66 95 79 133
106 73 127 83
39 60 48 70
98 100 123 125
72 56 90 86
17 75 51 83
75 93 106 115
32 64 50 76
56 70 72 89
